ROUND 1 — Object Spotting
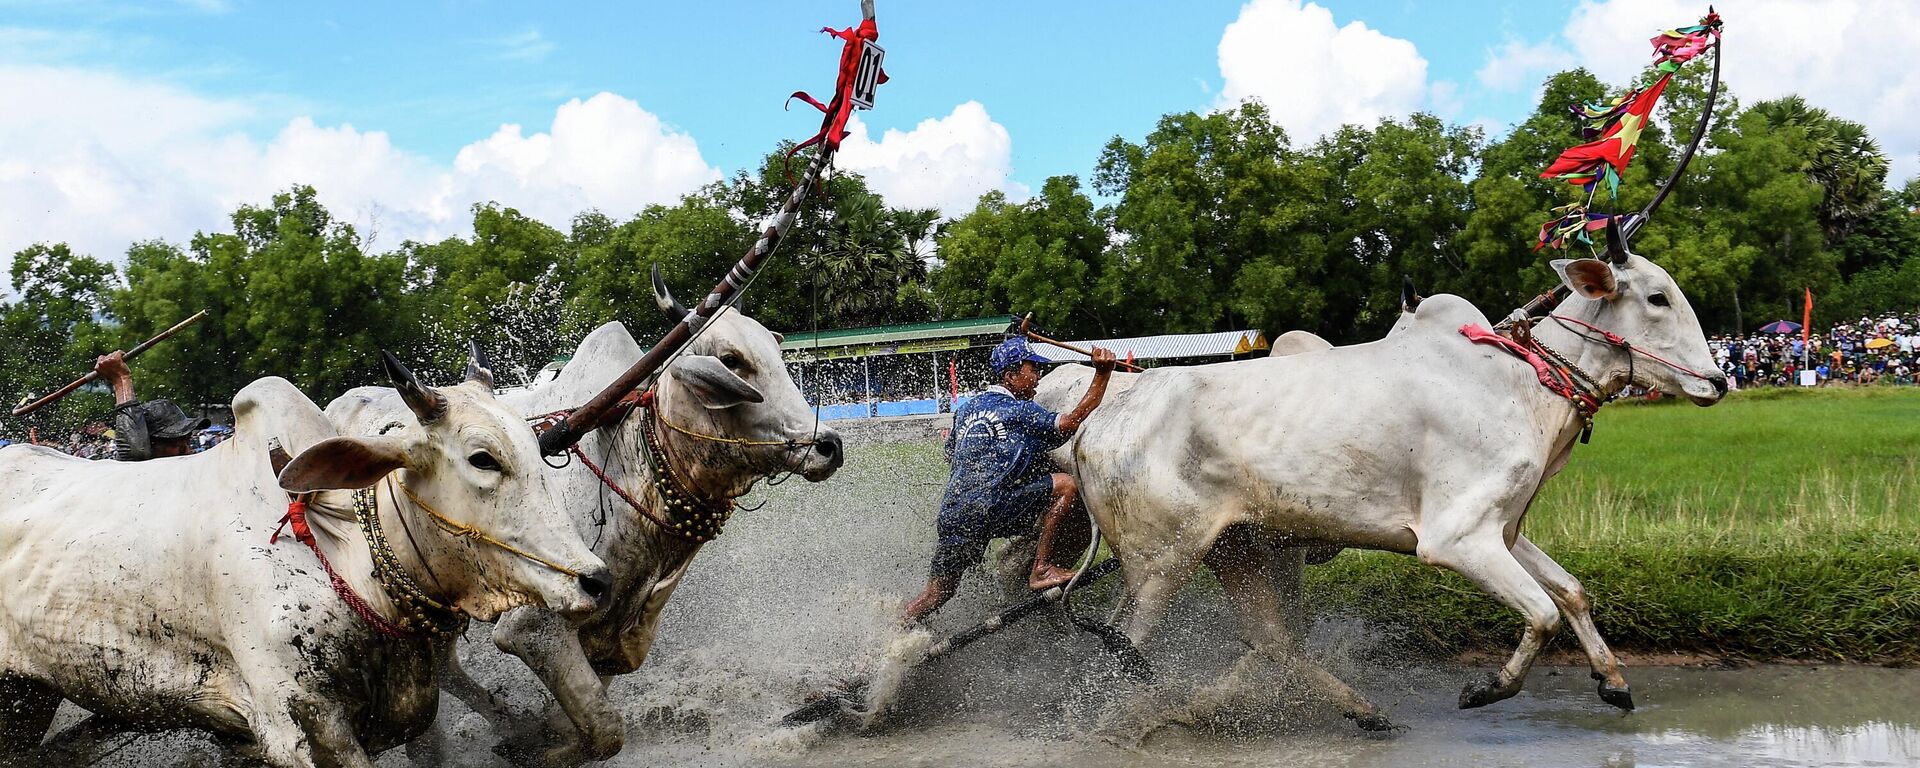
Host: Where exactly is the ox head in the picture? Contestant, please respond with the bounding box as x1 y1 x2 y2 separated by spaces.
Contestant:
1549 219 1728 406
651 266 844 490
281 348 611 622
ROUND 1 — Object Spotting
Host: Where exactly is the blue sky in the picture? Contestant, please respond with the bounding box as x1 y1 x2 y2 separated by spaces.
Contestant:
2 0 1914 262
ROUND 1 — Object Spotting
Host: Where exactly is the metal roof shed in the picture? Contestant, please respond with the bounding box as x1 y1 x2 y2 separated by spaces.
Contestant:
1030 330 1270 363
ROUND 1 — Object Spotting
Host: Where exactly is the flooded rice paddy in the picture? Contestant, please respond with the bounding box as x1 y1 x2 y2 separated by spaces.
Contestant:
78 438 1920 767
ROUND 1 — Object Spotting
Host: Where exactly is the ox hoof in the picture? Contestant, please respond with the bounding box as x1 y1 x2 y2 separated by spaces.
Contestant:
1457 672 1510 710
1598 682 1635 712
1343 709 1397 732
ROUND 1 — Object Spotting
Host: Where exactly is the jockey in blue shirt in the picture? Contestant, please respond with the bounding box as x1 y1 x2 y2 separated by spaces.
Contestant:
903 336 1118 624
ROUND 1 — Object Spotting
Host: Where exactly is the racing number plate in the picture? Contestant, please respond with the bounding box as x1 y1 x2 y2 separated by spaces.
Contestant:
850 40 885 110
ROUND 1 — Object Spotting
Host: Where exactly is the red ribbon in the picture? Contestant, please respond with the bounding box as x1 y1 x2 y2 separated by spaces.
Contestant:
271 497 423 639
784 17 886 180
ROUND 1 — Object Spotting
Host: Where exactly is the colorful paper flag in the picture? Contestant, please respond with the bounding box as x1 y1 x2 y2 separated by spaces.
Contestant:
1540 73 1672 192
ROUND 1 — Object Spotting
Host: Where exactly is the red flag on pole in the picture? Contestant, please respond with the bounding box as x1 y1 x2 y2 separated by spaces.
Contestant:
1802 288 1813 346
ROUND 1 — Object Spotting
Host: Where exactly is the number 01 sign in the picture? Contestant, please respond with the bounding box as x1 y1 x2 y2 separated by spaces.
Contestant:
850 40 885 110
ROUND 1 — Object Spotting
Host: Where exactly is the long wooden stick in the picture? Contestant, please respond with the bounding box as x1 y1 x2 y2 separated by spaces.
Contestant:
538 1 877 455
1016 314 1145 372
11 310 209 417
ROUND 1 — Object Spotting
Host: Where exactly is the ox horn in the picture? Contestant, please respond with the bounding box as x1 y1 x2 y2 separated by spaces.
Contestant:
1604 217 1630 266
382 349 446 424
652 264 688 323
465 339 495 390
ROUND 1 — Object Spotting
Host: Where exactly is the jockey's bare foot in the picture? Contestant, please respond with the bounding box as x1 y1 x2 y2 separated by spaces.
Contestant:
1029 565 1077 591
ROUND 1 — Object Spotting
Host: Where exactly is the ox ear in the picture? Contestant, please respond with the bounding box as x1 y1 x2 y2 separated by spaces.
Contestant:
279 436 408 493
464 339 495 390
769 330 785 343
1551 258 1619 301
382 350 446 424
670 355 765 410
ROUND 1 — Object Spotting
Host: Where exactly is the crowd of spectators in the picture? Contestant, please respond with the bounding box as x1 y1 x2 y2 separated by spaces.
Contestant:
0 423 232 458
1710 312 1919 389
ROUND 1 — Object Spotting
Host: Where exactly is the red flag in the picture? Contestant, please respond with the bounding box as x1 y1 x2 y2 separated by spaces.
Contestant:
1541 73 1672 188
1803 288 1813 347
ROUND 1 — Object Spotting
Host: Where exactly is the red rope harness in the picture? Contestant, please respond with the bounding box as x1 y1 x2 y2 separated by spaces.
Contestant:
531 389 725 543
1547 314 1717 382
567 444 707 543
1460 323 1604 417
271 498 422 639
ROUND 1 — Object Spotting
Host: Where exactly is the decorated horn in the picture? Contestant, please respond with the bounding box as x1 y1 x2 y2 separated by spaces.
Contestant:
652 264 688 323
1627 9 1722 242
536 0 885 456
1604 217 1630 265
465 339 494 389
383 349 446 424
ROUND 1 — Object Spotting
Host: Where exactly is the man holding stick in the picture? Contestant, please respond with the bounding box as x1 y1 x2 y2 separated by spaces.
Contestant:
904 337 1117 624
93 350 207 461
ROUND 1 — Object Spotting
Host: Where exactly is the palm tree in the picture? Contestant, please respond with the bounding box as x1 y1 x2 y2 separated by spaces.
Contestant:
1750 96 1890 242
813 195 939 327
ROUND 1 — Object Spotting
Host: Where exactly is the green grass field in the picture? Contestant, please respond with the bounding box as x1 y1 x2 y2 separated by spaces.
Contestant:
1305 386 1920 662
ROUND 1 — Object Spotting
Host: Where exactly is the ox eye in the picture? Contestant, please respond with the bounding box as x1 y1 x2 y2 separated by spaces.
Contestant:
468 451 502 472
720 352 746 371
1649 293 1671 308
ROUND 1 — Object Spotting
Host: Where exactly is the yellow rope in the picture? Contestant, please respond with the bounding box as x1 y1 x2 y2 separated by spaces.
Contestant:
653 411 814 447
394 480 583 578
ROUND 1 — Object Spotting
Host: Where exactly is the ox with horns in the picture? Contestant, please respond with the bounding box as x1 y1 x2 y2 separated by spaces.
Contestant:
0 353 608 768
1035 219 1727 731
327 267 843 767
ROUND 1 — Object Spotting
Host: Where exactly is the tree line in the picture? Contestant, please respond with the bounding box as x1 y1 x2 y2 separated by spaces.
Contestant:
4 67 1917 436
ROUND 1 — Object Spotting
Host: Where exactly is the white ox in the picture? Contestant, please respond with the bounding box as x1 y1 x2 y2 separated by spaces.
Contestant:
0 354 608 768
328 277 842 767
1036 240 1726 728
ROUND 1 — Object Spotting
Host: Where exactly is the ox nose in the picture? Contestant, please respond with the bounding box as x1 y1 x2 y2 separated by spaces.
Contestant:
813 432 844 469
1710 374 1729 396
578 567 613 606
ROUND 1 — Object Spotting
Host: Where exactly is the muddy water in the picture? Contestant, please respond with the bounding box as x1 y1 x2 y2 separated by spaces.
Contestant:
84 440 1920 767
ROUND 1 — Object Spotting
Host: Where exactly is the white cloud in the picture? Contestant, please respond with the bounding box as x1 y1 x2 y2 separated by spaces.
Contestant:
834 100 1026 215
452 93 721 225
1476 39 1576 92
1558 0 1920 182
488 27 553 63
0 67 722 262
1214 0 1430 142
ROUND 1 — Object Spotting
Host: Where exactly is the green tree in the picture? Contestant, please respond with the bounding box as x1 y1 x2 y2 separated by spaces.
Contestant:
407 203 574 382
1749 96 1890 243
1 243 119 437
567 187 753 341
1095 102 1341 337
931 176 1109 336
112 186 410 402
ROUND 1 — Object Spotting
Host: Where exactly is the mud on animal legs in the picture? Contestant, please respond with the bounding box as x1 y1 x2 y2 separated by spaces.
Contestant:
1431 534 1563 710
1511 535 1632 711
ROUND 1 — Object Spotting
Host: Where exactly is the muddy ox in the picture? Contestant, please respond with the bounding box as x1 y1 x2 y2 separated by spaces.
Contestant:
329 272 842 767
1037 232 1726 728
0 355 607 768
